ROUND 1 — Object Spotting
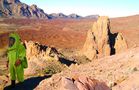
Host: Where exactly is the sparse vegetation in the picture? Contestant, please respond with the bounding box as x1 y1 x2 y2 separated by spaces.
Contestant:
75 55 91 64
43 59 67 75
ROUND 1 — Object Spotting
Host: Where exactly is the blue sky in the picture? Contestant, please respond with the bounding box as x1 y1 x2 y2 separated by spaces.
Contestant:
21 0 139 17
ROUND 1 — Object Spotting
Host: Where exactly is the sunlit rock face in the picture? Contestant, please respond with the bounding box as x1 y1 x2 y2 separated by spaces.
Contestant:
24 41 59 75
114 33 128 53
82 16 127 60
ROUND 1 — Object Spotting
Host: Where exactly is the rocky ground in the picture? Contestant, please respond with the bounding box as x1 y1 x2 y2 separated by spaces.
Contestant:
35 46 139 90
34 16 139 90
1 46 139 90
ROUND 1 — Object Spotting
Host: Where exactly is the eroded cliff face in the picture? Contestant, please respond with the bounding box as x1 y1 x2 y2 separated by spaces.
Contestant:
82 16 128 60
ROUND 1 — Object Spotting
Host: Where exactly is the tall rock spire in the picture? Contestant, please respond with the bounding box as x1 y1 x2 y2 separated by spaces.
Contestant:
82 16 127 60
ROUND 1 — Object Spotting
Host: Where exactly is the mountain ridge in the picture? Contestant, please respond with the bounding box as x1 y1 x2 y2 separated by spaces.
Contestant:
0 0 99 19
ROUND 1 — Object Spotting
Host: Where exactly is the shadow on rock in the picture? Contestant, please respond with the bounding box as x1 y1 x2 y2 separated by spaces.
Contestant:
4 75 51 90
59 58 76 66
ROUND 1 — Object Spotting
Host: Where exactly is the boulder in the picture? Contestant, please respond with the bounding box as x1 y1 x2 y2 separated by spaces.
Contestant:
60 77 79 90
74 76 110 90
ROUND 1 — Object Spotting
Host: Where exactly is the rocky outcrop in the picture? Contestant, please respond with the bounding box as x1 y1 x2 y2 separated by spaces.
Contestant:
92 16 111 57
35 76 110 90
82 16 111 60
82 16 127 60
24 41 59 75
82 29 97 60
25 41 59 61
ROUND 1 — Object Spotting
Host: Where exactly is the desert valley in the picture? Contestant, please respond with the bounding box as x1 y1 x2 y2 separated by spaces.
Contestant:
0 0 139 90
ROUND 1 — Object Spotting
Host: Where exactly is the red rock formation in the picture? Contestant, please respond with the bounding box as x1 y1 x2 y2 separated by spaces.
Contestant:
82 16 128 60
24 41 59 75
82 29 97 60
82 16 111 60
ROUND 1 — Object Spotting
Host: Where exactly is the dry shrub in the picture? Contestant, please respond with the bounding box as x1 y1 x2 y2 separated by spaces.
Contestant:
43 59 67 75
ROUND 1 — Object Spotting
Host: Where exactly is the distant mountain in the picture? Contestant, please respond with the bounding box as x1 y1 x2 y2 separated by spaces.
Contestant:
68 13 82 19
0 0 49 19
48 13 68 19
0 0 99 19
85 15 99 19
48 13 82 19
